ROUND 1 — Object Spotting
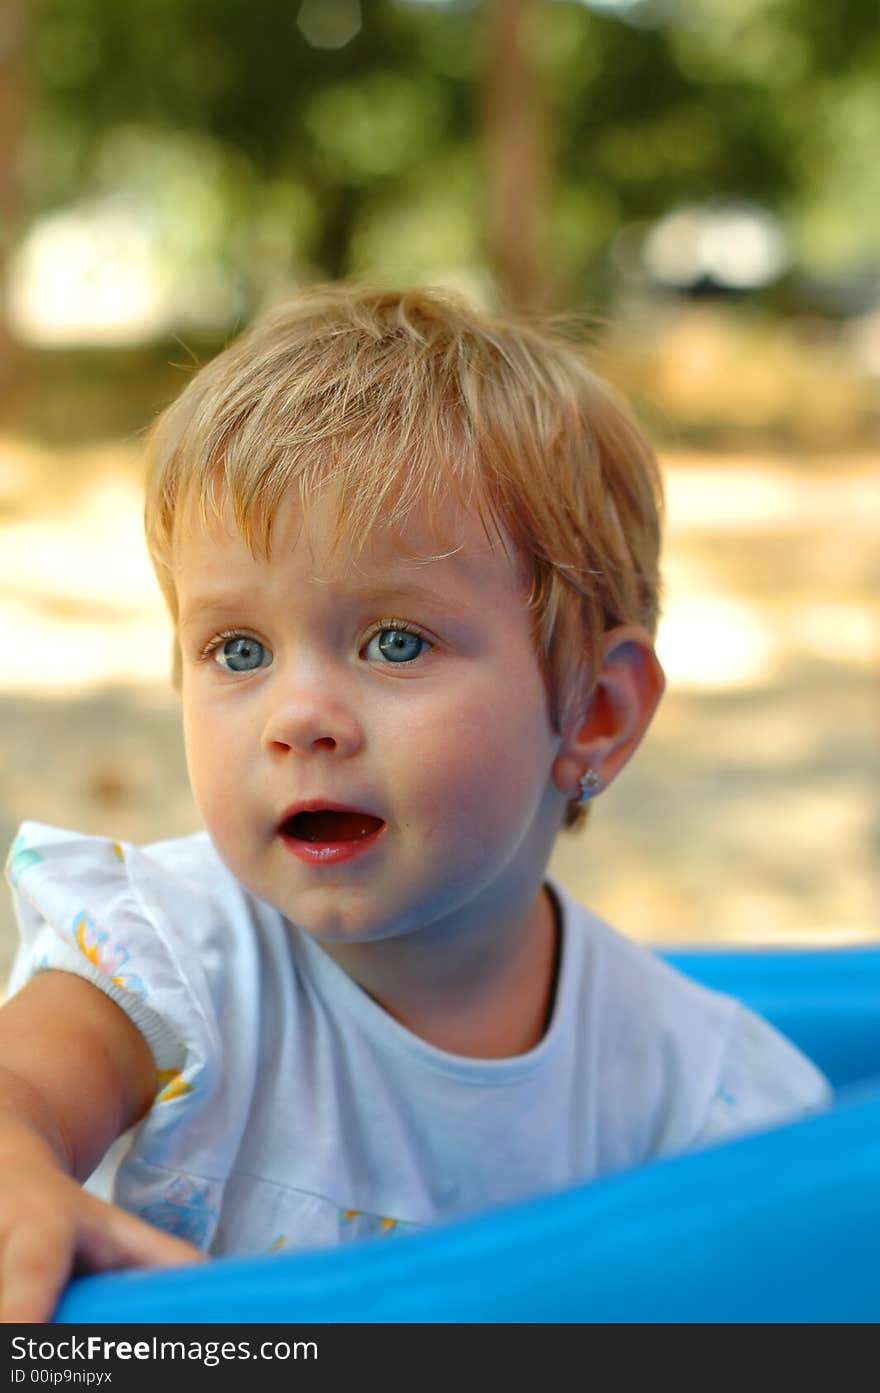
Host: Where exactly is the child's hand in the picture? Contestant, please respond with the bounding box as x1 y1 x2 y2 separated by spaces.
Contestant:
0 1154 204 1323
0 972 203 1321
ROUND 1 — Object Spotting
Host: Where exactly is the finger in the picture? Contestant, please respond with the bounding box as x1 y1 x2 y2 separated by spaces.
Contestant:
1 1218 74 1324
76 1197 207 1274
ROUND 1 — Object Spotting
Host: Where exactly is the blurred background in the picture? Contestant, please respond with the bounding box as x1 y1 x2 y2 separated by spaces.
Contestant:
1 0 877 977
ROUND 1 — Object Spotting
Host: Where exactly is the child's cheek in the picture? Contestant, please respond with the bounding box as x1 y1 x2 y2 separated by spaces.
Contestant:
183 699 249 834
404 687 550 854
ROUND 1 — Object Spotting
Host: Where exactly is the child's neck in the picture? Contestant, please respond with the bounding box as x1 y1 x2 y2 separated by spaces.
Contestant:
317 884 561 1059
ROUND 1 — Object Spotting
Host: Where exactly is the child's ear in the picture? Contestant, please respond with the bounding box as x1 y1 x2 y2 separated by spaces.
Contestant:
551 625 665 802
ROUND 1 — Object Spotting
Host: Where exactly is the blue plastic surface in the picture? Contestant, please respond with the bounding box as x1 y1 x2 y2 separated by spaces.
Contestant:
56 945 880 1323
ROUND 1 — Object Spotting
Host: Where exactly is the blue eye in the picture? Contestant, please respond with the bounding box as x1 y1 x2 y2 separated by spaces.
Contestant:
214 635 270 672
365 627 429 664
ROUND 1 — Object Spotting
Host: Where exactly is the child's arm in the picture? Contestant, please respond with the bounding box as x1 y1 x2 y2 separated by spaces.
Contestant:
0 970 203 1323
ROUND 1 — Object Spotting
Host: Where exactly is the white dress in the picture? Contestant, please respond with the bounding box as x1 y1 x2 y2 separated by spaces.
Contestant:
6 822 831 1256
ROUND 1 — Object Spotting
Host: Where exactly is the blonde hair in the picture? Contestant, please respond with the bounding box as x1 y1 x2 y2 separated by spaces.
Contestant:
144 283 663 831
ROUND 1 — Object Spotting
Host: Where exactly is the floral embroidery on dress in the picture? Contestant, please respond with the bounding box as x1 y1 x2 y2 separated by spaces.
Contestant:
139 1177 219 1247
6 833 43 888
72 910 148 1001
156 1068 192 1103
338 1207 417 1239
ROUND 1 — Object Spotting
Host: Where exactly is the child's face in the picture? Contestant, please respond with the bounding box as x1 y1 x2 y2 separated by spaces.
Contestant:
174 488 569 945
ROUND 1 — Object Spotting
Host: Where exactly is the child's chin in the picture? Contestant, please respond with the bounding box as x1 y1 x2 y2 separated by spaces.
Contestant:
276 893 395 944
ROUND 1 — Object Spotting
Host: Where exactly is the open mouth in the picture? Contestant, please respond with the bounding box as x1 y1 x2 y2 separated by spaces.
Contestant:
281 810 385 844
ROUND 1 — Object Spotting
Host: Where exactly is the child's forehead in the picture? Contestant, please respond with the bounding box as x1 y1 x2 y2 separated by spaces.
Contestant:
174 482 524 597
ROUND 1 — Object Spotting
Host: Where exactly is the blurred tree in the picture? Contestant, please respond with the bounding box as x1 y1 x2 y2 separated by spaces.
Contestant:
17 0 880 317
27 0 480 309
0 0 27 383
484 0 550 311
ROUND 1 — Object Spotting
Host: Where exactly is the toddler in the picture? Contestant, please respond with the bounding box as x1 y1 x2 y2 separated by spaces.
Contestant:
3 285 830 1321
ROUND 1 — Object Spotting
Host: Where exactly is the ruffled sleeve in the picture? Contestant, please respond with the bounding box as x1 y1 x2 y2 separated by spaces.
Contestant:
5 821 219 1087
7 824 190 1076
4 821 250 1248
689 1002 833 1149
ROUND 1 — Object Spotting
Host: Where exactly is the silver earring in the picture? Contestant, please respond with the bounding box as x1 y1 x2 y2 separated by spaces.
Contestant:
577 769 601 803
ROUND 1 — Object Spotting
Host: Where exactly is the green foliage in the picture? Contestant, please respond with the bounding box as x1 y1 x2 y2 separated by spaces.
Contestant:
23 0 880 309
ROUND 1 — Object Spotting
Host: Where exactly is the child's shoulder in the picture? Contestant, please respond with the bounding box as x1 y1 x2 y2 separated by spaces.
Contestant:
553 880 831 1146
9 818 210 890
7 819 263 959
555 878 740 1030
6 820 288 1057
10 818 224 884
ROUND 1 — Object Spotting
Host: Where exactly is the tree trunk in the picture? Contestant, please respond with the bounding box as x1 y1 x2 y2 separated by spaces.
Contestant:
483 0 551 314
0 0 26 400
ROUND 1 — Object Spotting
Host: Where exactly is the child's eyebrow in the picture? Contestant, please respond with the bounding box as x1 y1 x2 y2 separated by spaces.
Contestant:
177 591 260 628
333 579 478 616
178 579 479 627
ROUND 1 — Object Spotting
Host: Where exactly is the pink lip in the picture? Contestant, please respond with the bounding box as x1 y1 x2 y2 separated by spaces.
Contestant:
277 799 383 826
277 800 386 866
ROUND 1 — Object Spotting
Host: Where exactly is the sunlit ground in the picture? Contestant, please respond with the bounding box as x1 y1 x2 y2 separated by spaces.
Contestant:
1 435 877 975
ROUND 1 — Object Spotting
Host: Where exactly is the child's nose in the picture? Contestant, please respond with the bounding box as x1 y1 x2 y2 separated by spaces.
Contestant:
261 687 364 758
